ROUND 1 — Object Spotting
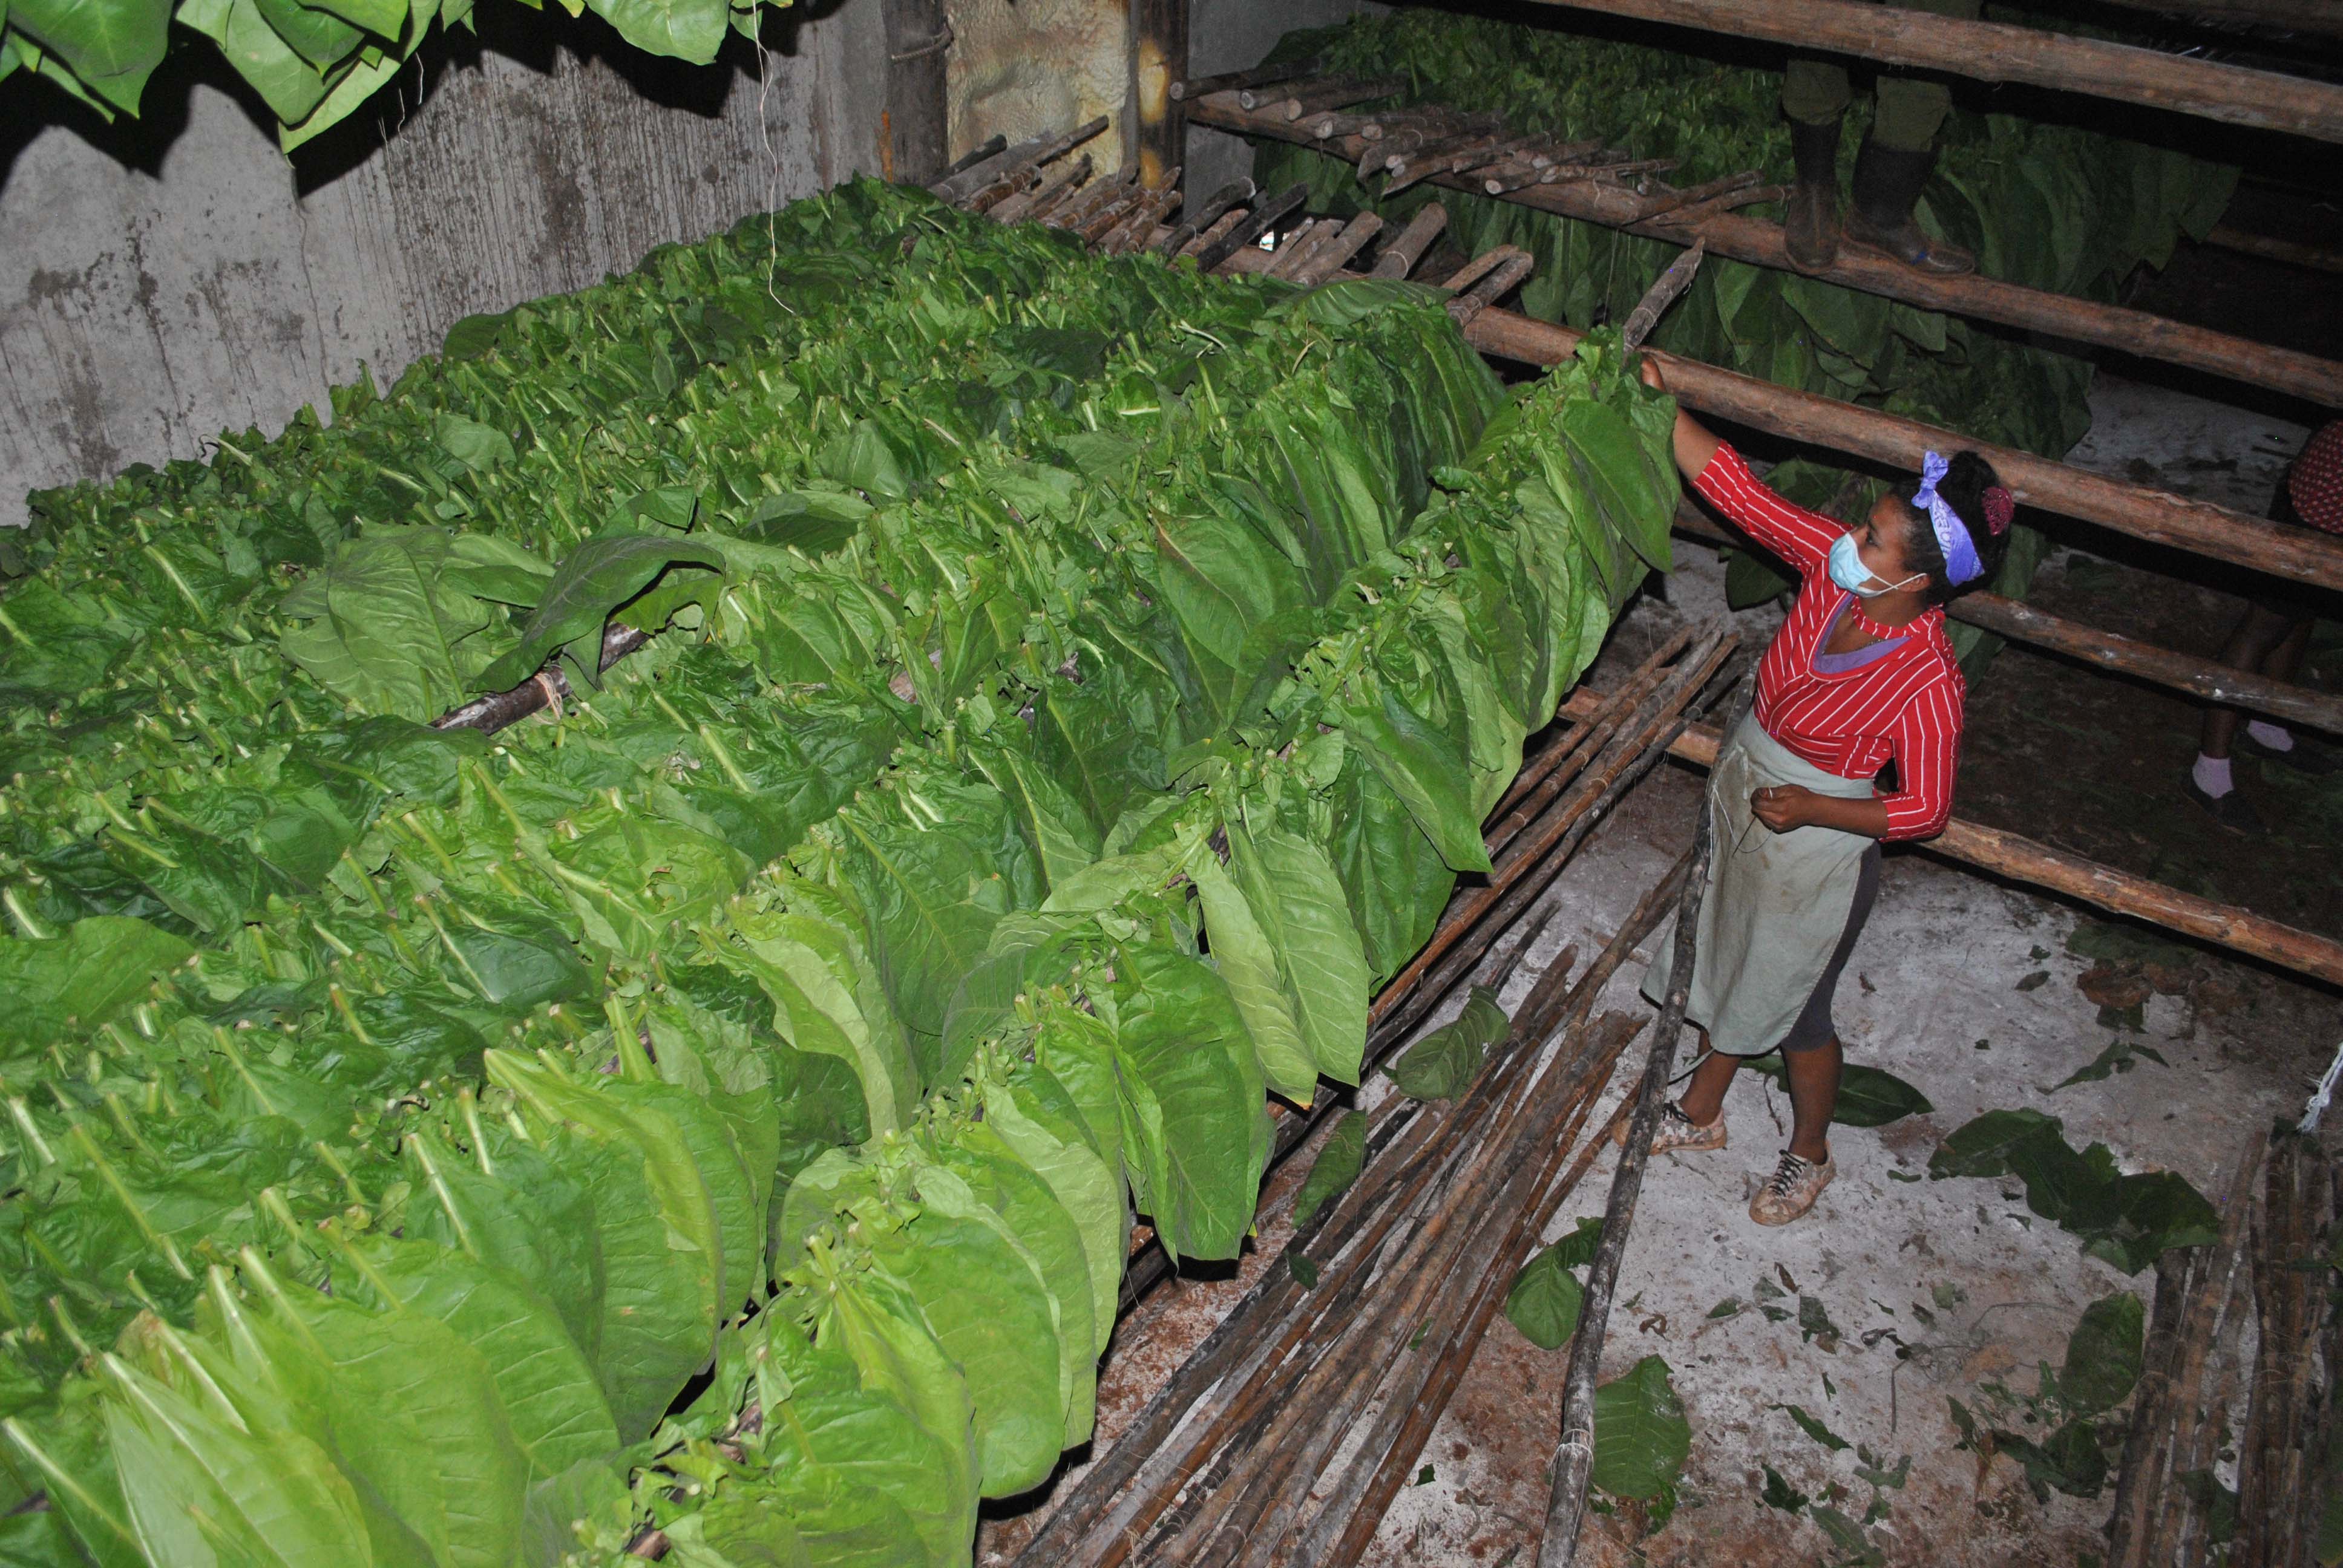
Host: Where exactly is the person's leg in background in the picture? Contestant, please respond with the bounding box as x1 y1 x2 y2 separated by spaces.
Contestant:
1780 54 1851 273
1844 0 1978 275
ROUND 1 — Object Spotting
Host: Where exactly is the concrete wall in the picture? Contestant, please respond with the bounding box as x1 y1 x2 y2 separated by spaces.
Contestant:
0 3 886 525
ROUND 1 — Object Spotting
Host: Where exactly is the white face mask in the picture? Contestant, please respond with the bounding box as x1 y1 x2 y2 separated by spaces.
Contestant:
1827 531 1922 598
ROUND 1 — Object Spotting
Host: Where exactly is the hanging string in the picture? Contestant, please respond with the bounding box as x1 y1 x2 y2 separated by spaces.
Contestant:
2301 1036 2343 1133
755 24 792 316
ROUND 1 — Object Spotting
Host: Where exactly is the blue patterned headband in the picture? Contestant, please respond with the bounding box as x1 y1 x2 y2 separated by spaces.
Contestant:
1912 451 1983 587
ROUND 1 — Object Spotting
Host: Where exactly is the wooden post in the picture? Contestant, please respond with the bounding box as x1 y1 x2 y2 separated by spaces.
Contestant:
1521 0 2343 143
1130 0 1188 192
1183 96 2343 409
1573 703 2343 987
879 0 951 185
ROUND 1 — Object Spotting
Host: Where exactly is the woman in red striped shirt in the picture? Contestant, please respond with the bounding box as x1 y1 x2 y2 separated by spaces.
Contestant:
1634 358 2015 1227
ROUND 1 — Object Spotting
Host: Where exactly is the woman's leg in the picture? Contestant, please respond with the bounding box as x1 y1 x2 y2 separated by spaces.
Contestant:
1784 1036 1844 1164
1676 1034 1740 1126
2199 601 2300 761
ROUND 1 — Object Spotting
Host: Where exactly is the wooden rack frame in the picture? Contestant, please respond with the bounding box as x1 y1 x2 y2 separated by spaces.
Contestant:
1185 91 2343 410
1522 0 2343 143
923 137 2343 994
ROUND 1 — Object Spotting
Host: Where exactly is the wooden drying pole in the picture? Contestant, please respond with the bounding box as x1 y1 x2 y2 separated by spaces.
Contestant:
1568 701 2343 986
1185 95 2343 408
1666 501 2343 736
1523 0 2343 142
1538 801 1713 1568
1211 243 2343 590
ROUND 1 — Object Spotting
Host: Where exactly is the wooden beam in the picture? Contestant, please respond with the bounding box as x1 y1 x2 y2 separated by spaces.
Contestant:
1521 0 2343 143
879 0 951 185
2074 0 2343 41
2206 225 2343 275
1185 96 2343 409
1130 0 1190 192
1567 701 2343 988
1462 302 2343 592
1668 504 2343 736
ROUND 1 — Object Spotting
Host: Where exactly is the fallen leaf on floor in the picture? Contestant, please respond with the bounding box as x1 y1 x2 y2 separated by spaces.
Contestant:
2077 962 2151 1010
1775 1403 1852 1451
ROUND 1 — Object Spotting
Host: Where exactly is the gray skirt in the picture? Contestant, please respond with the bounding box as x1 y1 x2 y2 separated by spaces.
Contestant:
1641 711 1881 1057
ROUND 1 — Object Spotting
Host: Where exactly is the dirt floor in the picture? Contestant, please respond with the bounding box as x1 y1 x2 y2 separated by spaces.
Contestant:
977 358 2343 1566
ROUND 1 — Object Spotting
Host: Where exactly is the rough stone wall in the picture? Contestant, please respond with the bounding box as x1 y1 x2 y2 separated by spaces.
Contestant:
944 0 1129 167
0 4 886 525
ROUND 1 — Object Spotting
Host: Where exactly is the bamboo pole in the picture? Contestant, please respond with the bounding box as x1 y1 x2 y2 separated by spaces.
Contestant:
1520 0 2343 142
1538 802 1713 1568
1567 698 2343 986
1667 503 2343 736
929 117 1108 205
1185 96 2343 409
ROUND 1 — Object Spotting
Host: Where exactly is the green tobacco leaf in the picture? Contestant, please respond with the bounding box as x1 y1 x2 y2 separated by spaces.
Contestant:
1545 1216 1605 1272
1338 688 1492 874
1759 1463 1807 1515
1591 1356 1691 1501
281 526 496 720
1388 985 1507 1101
1291 1111 1365 1230
434 411 516 471
1188 844 1320 1103
10 0 169 111
1993 1418 2108 1500
1776 1403 1849 1452
486 1053 722 1442
0 916 191 1050
583 0 725 62
2061 1292 2143 1416
1929 1109 2217 1273
1927 1108 2060 1179
1504 1248 1585 1350
983 1076 1122 1356
1743 1057 1932 1126
441 533 553 608
1560 396 1674 576
1230 822 1372 1086
99 1351 370 1568
441 308 511 361
1112 945 1268 1264
477 532 724 693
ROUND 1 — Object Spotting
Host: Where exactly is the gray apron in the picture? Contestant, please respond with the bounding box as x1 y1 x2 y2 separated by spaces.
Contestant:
1640 710 1879 1057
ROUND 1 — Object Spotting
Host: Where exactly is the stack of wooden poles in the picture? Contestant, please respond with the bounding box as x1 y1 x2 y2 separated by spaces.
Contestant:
2106 1129 2339 1568
1006 628 1738 1567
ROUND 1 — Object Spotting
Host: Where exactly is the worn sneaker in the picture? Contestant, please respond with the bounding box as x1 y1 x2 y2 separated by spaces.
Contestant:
1613 1101 1727 1154
1749 1150 1835 1226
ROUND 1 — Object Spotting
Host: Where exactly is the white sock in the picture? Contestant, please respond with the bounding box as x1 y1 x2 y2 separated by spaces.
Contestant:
2194 754 2234 797
2246 719 2295 753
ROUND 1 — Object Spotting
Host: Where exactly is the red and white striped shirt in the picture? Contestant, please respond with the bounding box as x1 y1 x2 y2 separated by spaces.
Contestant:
1693 443 1964 841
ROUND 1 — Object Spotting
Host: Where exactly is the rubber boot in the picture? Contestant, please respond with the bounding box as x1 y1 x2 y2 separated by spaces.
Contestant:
1783 116 1843 275
1844 138 1974 276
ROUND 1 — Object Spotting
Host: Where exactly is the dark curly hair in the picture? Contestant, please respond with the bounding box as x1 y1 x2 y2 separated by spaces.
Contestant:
1898 450 2011 607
